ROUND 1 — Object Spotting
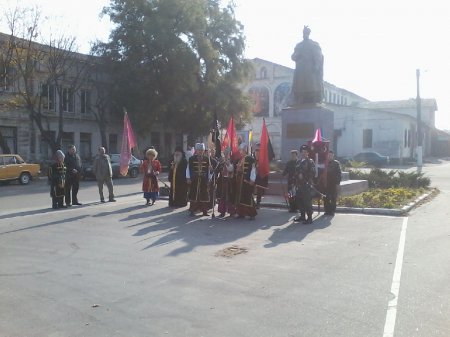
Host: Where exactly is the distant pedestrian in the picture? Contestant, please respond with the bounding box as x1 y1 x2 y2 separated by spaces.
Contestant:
93 147 116 203
48 150 67 210
141 148 161 205
324 150 341 215
64 145 82 206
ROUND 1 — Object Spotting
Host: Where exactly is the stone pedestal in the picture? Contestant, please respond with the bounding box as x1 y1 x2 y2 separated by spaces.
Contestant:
281 104 334 161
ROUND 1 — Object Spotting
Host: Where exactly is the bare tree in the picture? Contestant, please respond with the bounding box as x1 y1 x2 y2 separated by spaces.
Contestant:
2 6 90 154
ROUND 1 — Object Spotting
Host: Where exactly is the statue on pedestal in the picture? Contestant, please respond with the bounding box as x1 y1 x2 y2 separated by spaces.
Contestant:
289 26 324 107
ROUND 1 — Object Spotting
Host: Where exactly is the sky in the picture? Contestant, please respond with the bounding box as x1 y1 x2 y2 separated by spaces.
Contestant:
1 0 449 130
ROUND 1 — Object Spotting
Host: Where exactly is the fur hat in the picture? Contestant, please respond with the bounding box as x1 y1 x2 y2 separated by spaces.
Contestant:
55 150 65 159
195 143 205 151
146 148 158 158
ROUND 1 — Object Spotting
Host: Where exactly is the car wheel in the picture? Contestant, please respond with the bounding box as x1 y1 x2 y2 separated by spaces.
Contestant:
19 173 31 185
129 167 138 178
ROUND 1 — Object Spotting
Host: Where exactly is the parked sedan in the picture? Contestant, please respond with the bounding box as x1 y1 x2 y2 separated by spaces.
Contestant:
0 154 41 184
82 154 141 180
352 152 390 167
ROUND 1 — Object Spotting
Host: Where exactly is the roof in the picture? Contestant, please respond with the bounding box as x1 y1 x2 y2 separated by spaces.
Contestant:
356 98 438 111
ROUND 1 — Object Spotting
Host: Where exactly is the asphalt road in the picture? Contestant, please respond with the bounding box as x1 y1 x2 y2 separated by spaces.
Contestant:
0 161 449 337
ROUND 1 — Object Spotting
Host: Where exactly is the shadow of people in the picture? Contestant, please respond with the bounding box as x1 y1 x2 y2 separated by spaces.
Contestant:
264 214 333 248
125 208 294 256
0 214 90 236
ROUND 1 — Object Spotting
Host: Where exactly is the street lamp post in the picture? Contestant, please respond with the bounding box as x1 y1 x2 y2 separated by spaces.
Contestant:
416 69 423 171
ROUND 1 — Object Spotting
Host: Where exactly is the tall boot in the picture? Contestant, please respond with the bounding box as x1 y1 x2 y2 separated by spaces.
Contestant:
303 211 313 224
294 211 306 222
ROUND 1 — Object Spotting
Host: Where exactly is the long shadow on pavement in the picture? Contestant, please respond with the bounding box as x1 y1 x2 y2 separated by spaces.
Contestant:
127 208 299 255
264 214 332 248
0 214 90 235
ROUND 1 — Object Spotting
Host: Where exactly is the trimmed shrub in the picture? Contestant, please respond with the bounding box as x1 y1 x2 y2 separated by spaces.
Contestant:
349 168 430 189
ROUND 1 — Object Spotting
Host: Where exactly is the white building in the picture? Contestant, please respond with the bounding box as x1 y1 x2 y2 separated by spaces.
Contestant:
243 58 439 161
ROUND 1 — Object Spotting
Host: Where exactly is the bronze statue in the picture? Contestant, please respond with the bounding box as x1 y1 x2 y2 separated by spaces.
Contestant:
289 26 324 107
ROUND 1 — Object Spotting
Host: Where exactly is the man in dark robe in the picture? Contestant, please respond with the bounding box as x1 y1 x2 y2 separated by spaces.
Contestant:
168 147 188 207
294 145 316 224
234 143 257 220
283 150 299 212
324 150 341 215
217 148 235 217
186 143 213 216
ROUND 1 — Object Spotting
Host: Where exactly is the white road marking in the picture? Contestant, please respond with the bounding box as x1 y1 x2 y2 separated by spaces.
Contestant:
383 217 408 337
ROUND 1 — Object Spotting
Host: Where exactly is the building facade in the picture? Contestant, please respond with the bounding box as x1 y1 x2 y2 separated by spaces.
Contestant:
244 58 440 161
0 33 183 165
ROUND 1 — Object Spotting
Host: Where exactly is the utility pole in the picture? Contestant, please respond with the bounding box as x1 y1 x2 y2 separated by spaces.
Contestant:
416 69 423 171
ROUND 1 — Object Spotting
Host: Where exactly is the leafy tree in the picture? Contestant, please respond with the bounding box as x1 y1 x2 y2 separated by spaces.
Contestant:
93 0 252 138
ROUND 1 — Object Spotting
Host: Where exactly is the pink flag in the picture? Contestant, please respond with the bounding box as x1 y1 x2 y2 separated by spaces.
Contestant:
313 128 322 143
120 111 137 176
258 119 270 178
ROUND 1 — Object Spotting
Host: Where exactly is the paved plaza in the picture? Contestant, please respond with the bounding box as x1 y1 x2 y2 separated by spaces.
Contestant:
1 161 450 337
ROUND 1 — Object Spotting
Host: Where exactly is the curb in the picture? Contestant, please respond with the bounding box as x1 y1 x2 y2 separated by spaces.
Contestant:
260 190 435 217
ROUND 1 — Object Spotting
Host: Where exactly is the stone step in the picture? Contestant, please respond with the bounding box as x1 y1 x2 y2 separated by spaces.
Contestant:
265 179 368 197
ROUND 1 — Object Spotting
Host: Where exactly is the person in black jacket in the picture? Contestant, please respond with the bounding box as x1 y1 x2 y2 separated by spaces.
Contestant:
64 145 82 206
324 150 341 215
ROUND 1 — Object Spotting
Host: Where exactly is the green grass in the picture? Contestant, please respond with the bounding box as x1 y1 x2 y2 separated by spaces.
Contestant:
338 187 427 209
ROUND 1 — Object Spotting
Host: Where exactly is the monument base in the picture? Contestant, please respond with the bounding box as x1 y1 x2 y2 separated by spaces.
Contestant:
281 104 334 161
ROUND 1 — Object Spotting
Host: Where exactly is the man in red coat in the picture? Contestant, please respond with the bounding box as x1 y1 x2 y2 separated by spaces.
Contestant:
141 148 161 205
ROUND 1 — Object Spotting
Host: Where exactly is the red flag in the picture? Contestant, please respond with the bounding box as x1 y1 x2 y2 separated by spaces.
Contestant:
120 111 137 176
222 116 239 160
258 119 270 178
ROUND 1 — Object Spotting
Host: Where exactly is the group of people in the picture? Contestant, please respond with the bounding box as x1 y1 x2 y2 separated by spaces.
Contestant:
49 142 342 224
48 145 86 209
48 145 116 209
283 145 341 223
164 142 262 220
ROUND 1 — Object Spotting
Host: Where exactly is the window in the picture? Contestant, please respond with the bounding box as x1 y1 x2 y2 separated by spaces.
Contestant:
404 129 408 148
80 133 92 160
30 129 36 154
1 67 16 92
333 93 336 104
109 134 118 153
41 84 56 111
0 126 17 154
62 87 74 112
324 90 328 102
260 67 267 79
61 132 74 150
80 90 91 114
151 132 160 149
164 132 172 154
175 133 183 150
40 131 55 159
363 129 373 149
